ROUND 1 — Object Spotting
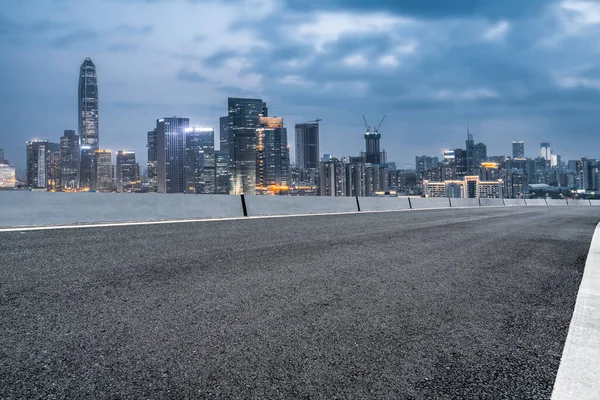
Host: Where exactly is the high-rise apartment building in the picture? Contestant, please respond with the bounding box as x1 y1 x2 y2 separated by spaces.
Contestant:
184 127 214 194
156 117 190 193
295 121 320 175
512 140 525 159
116 150 139 192
26 139 49 188
78 57 99 189
0 161 15 189
540 142 552 161
219 116 229 153
95 150 112 191
60 130 79 190
256 117 290 190
228 98 267 195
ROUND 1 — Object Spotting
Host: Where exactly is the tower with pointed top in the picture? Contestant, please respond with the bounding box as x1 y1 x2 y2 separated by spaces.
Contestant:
78 57 99 189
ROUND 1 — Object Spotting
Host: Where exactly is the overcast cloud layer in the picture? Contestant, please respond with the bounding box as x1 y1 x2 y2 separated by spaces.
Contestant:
1 0 600 170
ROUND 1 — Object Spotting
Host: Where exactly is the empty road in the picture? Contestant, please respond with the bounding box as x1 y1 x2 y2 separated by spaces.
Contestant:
1 207 599 399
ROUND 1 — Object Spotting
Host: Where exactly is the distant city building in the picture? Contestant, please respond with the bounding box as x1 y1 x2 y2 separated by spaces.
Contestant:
551 153 561 168
256 116 290 192
116 150 139 192
512 140 525 159
156 117 190 193
78 57 99 189
95 150 112 191
184 127 215 194
0 161 15 189
202 151 229 194
540 142 552 161
295 121 320 181
60 130 79 190
228 97 267 195
47 142 61 191
26 139 49 189
147 129 157 192
0 148 4 162
219 116 229 153
319 158 344 196
423 176 503 199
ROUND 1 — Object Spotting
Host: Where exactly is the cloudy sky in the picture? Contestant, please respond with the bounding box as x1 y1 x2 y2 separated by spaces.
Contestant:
1 0 599 171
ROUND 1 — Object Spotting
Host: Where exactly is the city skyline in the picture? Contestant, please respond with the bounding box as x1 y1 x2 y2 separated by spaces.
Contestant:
2 0 600 171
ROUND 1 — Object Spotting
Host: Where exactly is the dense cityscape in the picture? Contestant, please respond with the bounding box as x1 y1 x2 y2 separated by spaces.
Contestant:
0 57 598 200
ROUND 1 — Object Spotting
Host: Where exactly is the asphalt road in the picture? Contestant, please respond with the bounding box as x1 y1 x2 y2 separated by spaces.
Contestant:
1 207 599 399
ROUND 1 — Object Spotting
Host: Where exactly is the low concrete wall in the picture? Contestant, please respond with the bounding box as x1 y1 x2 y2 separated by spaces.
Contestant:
244 195 358 216
526 199 548 206
480 198 505 207
358 197 411 211
410 197 451 209
568 199 591 206
449 198 480 208
503 199 526 206
591 200 600 206
547 199 568 206
0 192 244 227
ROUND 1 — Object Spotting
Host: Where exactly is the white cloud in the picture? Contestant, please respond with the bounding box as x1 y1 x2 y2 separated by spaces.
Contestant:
343 53 369 67
557 76 600 90
433 88 499 101
377 54 399 68
560 0 600 25
292 11 412 52
278 75 311 85
483 20 511 41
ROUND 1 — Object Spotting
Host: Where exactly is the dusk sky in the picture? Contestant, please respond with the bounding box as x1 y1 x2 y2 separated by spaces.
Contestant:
1 0 600 172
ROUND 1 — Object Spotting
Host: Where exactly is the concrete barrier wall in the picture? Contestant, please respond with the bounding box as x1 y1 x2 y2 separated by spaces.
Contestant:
526 199 548 206
450 198 480 208
591 200 600 206
547 199 568 206
568 199 591 206
0 192 244 227
244 195 358 216
503 199 526 206
358 197 411 211
480 198 505 207
410 197 451 209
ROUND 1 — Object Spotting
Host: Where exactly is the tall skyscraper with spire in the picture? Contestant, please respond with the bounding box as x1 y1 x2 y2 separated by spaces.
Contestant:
78 57 99 189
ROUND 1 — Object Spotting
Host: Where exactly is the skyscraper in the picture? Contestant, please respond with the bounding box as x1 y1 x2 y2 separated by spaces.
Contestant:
295 121 320 180
364 131 382 164
228 97 267 195
466 131 475 173
116 150 139 192
0 148 4 162
184 127 215 194
512 140 525 159
256 117 290 190
78 57 99 189
473 142 487 168
219 116 229 153
26 139 49 189
95 150 112 191
147 129 157 192
47 142 61 191
540 142 552 161
156 117 190 193
60 130 79 190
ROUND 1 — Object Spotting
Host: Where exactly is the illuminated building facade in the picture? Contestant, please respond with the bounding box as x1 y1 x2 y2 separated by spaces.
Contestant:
0 162 15 189
202 151 229 194
184 127 215 194
228 97 267 195
95 150 112 191
147 129 157 192
156 117 190 193
26 139 49 189
256 117 290 192
78 57 99 189
47 143 61 191
60 130 79 190
423 176 503 199
219 116 229 153
116 150 139 192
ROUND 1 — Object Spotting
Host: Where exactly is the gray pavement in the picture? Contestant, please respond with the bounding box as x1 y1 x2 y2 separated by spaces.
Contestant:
1 207 599 399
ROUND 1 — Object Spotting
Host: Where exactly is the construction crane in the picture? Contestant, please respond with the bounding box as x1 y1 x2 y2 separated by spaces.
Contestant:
308 118 322 124
362 115 371 134
373 115 386 134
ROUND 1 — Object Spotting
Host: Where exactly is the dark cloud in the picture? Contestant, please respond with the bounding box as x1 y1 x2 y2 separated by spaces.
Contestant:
177 69 208 83
49 29 97 48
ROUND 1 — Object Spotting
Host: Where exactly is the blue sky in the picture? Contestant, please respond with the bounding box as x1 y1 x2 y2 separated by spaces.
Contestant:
1 0 600 171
